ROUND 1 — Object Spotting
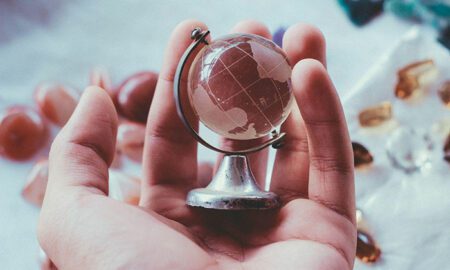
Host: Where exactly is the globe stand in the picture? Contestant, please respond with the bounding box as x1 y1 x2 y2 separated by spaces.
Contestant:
186 155 279 210
174 28 286 210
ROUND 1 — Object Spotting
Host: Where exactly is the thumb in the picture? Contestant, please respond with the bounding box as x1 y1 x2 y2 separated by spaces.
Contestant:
46 85 118 196
38 86 118 267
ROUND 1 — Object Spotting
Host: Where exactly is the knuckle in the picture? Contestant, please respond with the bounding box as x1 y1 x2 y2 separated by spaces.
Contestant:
283 136 309 153
309 195 348 218
310 155 353 175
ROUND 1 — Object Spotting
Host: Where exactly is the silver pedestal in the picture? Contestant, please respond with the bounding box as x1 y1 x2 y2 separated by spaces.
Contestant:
186 155 280 210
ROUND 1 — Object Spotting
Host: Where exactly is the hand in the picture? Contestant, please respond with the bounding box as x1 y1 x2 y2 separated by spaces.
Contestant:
38 20 356 270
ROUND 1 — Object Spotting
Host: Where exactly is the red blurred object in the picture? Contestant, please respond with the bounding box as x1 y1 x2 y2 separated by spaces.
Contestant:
39 248 57 270
108 170 141 205
0 106 48 160
110 151 122 169
116 121 145 162
21 159 49 207
116 71 157 123
34 83 79 126
90 67 113 96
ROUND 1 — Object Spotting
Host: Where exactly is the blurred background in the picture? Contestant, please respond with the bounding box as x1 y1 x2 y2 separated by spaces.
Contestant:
0 0 449 269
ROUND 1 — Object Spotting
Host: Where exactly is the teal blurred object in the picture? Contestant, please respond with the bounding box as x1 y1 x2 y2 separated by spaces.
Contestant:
386 0 450 49
386 0 450 28
338 0 385 26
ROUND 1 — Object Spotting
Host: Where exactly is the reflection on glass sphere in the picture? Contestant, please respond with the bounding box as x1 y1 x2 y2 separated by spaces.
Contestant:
187 33 293 140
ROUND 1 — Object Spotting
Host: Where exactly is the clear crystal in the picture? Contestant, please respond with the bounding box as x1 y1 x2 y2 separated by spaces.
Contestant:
432 118 450 139
386 127 433 173
188 34 293 140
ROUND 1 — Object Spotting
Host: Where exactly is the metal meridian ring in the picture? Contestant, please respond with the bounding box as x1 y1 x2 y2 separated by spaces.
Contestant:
173 29 286 155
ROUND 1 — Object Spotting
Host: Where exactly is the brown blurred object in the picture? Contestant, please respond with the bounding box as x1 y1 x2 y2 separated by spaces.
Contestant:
357 230 381 263
0 106 48 160
110 151 122 169
21 159 49 206
444 133 450 163
358 101 392 127
356 209 381 263
90 67 114 97
352 142 373 168
108 170 140 205
116 121 145 162
438 81 450 108
34 82 79 126
116 71 157 123
395 59 438 99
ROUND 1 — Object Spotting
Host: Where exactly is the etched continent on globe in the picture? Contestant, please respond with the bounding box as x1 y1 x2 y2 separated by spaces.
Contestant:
188 33 293 140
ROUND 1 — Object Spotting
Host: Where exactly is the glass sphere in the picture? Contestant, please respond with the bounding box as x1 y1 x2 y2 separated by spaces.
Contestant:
187 33 293 140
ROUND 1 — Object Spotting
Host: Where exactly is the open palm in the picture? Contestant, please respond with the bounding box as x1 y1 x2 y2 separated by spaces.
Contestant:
39 20 356 270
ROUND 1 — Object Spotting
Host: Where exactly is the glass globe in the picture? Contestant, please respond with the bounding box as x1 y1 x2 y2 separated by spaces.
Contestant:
187 33 294 140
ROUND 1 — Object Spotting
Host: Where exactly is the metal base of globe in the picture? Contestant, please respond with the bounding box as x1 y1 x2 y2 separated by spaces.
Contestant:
186 188 279 210
186 155 280 210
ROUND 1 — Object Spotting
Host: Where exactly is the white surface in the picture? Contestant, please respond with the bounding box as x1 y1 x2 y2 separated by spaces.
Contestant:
344 28 450 270
0 0 424 269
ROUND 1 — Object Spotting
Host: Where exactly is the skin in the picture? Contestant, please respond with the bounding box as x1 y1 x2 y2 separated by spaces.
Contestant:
38 20 356 270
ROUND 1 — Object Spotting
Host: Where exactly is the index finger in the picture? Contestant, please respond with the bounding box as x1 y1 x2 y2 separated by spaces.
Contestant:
142 20 207 202
293 59 355 223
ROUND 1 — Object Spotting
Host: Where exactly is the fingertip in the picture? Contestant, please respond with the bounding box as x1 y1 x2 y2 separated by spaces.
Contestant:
79 85 119 130
292 58 328 92
161 19 208 81
231 20 272 39
53 85 119 167
283 23 326 66
292 59 341 122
